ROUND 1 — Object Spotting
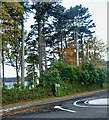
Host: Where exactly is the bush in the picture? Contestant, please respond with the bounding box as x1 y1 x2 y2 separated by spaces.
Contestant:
2 60 107 105
80 62 98 85
2 86 54 105
96 68 107 89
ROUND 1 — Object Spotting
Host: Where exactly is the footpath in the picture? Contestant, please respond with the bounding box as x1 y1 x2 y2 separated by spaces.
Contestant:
1 89 107 116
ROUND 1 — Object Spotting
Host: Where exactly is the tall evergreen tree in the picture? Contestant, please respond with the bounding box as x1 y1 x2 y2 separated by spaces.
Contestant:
30 2 57 76
26 30 38 84
66 5 96 64
19 2 31 87
52 4 67 52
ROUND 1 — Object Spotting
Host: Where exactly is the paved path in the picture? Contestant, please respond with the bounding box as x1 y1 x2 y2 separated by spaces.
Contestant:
2 90 108 120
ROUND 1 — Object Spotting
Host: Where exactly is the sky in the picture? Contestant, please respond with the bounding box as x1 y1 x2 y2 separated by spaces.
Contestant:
1 0 108 78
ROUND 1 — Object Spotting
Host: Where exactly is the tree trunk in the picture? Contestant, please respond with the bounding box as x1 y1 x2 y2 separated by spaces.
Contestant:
51 39 54 59
75 30 79 66
61 36 63 51
38 2 43 76
86 41 89 62
60 36 63 58
44 42 48 73
2 41 5 87
16 56 19 83
21 15 25 87
42 19 47 73
33 63 35 83
81 34 85 62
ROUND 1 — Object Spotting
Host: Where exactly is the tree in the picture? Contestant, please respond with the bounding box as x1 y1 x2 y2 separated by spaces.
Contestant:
30 2 57 76
52 4 67 52
25 32 38 84
19 2 31 87
26 53 38 86
66 5 95 64
55 40 82 66
86 37 106 66
1 2 23 86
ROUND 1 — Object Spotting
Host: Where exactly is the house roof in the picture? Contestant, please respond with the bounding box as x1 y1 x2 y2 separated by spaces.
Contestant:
1 77 27 83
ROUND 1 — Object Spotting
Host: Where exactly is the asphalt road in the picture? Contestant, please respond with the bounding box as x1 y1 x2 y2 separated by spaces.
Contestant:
2 90 108 120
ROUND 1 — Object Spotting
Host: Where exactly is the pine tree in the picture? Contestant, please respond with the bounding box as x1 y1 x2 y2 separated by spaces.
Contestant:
19 2 31 87
30 2 57 76
66 5 96 64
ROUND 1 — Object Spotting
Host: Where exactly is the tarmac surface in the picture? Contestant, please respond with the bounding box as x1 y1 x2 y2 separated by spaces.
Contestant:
2 90 108 120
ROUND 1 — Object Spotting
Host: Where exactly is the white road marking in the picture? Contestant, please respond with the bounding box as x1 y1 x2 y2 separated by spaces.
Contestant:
73 98 108 108
54 106 76 113
88 98 109 105
84 100 89 104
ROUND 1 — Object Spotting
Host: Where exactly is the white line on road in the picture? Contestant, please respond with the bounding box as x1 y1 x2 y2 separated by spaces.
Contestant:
87 98 109 105
54 106 76 113
73 99 108 108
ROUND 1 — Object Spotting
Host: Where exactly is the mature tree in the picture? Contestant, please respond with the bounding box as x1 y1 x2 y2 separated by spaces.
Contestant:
66 5 96 64
50 4 95 67
19 2 31 86
1 2 31 87
1 2 23 86
25 31 38 84
30 2 57 76
86 37 106 66
5 2 23 82
26 52 38 86
51 4 67 52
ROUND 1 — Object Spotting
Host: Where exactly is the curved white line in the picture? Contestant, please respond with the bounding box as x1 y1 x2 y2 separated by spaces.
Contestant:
54 106 76 113
84 100 89 105
73 99 108 108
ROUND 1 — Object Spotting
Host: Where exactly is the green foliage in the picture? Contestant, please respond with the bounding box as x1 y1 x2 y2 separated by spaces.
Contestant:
2 86 54 105
39 69 60 87
2 60 107 105
96 67 107 89
13 82 20 89
81 62 97 85
50 59 68 71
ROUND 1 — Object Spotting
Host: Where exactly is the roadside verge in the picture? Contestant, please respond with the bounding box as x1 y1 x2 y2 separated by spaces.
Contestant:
1 89 107 116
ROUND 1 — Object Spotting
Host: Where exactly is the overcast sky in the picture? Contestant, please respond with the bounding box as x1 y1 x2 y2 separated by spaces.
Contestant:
2 0 108 77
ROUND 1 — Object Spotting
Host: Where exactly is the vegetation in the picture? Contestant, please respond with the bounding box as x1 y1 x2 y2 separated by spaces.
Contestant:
1 1 107 105
2 61 107 105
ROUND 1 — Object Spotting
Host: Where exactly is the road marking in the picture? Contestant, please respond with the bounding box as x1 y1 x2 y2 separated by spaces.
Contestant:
84 100 89 104
54 106 76 113
73 99 108 108
88 98 109 105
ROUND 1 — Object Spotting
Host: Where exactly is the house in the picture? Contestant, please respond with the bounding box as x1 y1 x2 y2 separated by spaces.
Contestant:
1 77 29 89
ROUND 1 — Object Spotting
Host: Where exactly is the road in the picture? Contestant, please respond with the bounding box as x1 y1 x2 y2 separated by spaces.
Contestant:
2 90 108 120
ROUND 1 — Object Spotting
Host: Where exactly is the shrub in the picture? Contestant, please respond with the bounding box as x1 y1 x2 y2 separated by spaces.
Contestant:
96 68 107 89
80 62 98 85
2 86 54 105
2 60 107 105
